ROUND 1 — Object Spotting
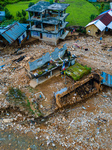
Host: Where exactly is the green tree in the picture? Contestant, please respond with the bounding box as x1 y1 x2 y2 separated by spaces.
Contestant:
22 9 26 17
4 8 14 20
0 5 4 11
19 17 27 23
98 3 104 14
90 14 97 21
16 11 22 18
28 2 34 8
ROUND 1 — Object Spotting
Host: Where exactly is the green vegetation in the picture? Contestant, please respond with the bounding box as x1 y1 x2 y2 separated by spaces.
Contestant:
8 87 26 106
5 0 39 18
7 87 34 115
26 99 34 114
0 0 30 6
5 0 98 26
3 0 109 26
64 0 98 26
93 2 110 13
64 63 91 81
0 20 15 27
28 2 35 7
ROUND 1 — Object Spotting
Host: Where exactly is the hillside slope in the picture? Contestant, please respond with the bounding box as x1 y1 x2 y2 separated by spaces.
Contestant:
65 0 98 26
5 0 98 26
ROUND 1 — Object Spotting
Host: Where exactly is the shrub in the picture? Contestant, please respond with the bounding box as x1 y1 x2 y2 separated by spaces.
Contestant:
28 2 34 8
5 8 14 19
22 9 26 17
16 11 22 18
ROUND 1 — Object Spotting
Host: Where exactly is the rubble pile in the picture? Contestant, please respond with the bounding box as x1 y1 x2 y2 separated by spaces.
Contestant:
0 35 112 149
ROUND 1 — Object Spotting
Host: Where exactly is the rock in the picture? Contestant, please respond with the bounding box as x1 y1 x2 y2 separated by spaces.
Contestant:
3 119 13 123
52 143 56 147
30 79 38 88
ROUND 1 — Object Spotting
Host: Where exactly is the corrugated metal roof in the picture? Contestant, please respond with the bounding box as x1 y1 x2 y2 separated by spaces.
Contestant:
101 72 112 87
1 22 27 44
85 20 96 27
108 9 112 16
95 20 106 31
0 28 6 34
86 9 112 31
100 13 112 26
107 21 112 29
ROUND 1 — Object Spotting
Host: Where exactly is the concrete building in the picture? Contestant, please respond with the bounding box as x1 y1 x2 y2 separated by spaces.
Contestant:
26 1 70 45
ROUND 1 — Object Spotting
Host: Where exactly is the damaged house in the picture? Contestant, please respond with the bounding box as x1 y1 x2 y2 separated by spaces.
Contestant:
86 9 112 36
29 44 76 85
0 22 28 47
26 1 70 45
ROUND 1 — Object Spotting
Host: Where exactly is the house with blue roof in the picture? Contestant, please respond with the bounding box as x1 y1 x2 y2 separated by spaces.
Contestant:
0 11 5 22
0 22 28 46
26 1 70 45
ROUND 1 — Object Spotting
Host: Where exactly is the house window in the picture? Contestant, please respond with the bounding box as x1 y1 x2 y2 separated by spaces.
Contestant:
22 34 25 39
46 33 52 38
88 30 90 33
33 31 39 36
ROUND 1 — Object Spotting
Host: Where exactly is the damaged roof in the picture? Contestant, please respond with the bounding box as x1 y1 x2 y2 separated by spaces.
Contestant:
48 3 69 11
1 22 27 44
29 44 67 72
26 1 69 12
86 9 112 31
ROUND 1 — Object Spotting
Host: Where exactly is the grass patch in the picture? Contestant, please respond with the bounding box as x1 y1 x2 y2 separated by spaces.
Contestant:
5 0 98 26
5 0 39 18
64 0 98 26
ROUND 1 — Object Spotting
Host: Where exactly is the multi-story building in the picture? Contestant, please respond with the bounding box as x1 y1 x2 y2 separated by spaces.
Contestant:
26 1 70 45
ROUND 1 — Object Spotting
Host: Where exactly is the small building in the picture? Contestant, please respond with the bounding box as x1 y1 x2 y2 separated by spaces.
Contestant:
88 0 97 2
26 1 70 45
0 11 5 22
0 22 28 46
86 9 112 36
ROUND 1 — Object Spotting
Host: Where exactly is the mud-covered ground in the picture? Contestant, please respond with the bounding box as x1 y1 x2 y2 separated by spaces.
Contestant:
0 35 112 149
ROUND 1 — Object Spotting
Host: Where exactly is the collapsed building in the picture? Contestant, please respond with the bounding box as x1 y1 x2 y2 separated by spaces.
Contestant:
26 1 70 45
29 44 76 85
28 45 111 117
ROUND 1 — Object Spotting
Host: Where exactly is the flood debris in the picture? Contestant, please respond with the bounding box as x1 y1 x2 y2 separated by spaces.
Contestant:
0 64 5 70
101 72 112 87
0 35 112 149
13 55 26 63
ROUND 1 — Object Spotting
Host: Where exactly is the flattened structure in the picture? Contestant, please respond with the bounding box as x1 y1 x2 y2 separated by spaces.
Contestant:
29 44 67 72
